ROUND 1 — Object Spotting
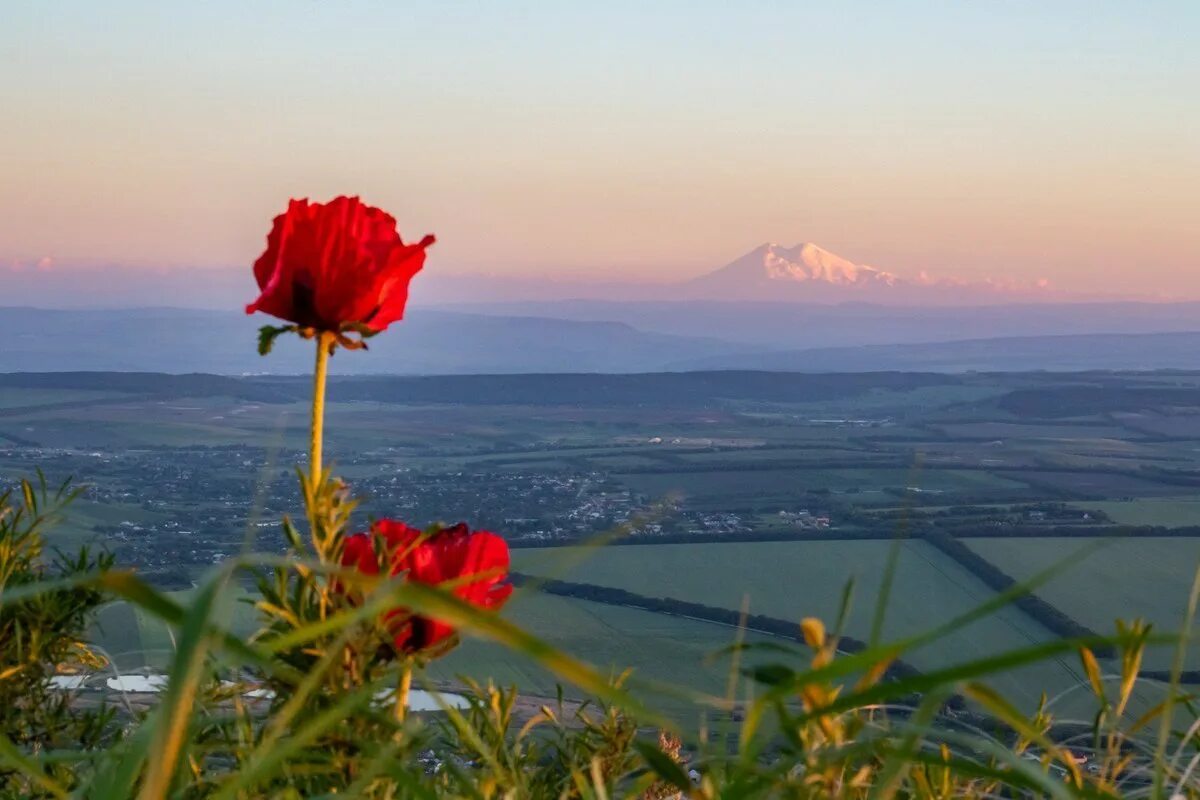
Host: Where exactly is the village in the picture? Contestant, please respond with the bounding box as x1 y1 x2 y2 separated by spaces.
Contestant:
0 443 817 586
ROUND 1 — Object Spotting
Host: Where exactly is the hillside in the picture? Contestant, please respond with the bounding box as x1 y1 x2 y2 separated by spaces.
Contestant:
5 305 1200 375
677 330 1200 372
0 369 960 408
0 307 753 375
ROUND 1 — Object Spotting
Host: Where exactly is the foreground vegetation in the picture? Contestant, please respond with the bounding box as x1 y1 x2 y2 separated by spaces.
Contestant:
6 472 1200 798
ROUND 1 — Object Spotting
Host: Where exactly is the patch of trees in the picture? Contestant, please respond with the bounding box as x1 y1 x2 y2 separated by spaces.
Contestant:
0 369 961 410
325 371 960 408
509 521 1200 551
609 458 908 476
0 372 296 404
1134 466 1200 489
0 428 40 446
135 443 278 453
876 488 1040 506
508 529 891 550
865 503 1109 524
140 565 195 590
998 386 1200 419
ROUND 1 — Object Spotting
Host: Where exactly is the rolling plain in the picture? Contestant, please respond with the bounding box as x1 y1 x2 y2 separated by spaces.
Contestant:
4 369 1200 716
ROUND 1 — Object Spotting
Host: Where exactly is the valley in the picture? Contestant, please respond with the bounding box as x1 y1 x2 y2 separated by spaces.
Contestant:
4 369 1200 716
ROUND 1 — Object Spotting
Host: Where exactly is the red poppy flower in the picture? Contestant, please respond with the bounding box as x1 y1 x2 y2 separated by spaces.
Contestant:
246 196 435 333
340 519 512 653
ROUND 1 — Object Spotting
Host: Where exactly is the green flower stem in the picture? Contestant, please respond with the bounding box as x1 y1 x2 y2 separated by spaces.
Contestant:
310 332 333 480
395 659 413 727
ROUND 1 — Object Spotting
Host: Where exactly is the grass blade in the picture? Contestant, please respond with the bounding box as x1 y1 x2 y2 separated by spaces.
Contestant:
136 577 223 800
0 733 68 799
210 681 381 800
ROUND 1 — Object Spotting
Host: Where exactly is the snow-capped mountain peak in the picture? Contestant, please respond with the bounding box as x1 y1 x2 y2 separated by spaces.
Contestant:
689 242 900 293
757 242 898 286
681 242 1057 303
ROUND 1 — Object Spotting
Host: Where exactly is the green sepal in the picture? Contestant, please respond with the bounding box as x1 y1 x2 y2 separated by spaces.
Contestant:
257 325 297 356
341 321 382 339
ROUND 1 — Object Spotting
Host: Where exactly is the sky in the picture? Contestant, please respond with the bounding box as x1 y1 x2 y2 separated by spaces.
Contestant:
1 1 1197 297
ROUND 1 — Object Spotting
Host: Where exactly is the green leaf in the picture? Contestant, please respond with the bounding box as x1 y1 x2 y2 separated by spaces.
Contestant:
222 553 667 725
397 580 660 722
963 681 1082 785
738 538 1126 752
744 663 795 686
870 687 953 800
87 708 161 800
95 569 296 681
1156 557 1200 797
136 575 224 799
343 744 439 800
704 639 801 664
256 324 295 356
210 681 381 799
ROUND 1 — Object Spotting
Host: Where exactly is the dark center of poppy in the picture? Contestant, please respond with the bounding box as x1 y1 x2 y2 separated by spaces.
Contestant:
291 279 321 328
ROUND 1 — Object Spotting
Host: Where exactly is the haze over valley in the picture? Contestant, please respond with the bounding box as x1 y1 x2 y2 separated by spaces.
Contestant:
4 300 1200 374
4 240 1160 307
6 238 1198 374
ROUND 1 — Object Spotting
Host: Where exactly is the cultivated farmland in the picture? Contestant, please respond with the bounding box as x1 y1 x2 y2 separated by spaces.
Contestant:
966 536 1200 671
513 540 1085 712
426 591 784 715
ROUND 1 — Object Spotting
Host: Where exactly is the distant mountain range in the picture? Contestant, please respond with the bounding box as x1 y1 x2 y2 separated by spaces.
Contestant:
681 242 1059 302
444 299 1200 348
0 307 754 375
2 305 1199 375
4 238 1197 374
677 331 1200 373
5 241 1113 307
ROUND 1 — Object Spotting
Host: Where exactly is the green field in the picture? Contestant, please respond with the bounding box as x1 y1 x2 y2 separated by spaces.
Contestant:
11 372 1200 720
94 586 261 670
934 422 1141 441
0 388 133 409
616 467 1029 510
966 537 1200 671
49 500 169 548
87 603 145 668
3 394 309 450
672 448 890 465
426 591 783 715
1021 470 1188 498
513 540 1086 712
1070 497 1200 527
89 585 784 716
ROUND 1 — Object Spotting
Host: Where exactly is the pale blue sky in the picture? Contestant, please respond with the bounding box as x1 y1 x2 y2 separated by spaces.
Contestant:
2 1 1197 293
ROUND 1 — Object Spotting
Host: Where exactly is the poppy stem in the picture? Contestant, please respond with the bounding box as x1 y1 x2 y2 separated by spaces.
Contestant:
395 659 413 726
310 332 333 481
